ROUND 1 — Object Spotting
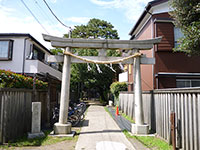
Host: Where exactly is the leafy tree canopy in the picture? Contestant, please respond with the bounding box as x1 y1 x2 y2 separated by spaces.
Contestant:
170 0 200 55
65 18 121 101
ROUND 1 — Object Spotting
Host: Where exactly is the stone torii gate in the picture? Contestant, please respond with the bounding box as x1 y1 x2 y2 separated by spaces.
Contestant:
43 34 161 135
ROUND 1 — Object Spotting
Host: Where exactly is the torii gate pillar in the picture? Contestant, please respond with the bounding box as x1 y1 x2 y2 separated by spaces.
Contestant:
54 47 72 134
131 50 149 135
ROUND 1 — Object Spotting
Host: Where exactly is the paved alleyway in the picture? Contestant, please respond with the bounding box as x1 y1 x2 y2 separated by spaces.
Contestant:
75 105 135 150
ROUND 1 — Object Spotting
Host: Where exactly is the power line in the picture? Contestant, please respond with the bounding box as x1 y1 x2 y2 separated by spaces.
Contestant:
21 0 49 34
42 0 71 29
33 0 55 26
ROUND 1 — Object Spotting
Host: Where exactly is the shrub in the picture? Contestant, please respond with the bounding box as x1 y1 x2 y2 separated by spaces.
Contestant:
110 82 127 104
0 70 48 89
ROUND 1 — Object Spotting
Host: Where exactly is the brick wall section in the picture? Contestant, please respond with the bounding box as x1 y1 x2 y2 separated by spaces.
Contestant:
129 12 200 90
156 22 174 51
153 12 200 89
158 77 176 88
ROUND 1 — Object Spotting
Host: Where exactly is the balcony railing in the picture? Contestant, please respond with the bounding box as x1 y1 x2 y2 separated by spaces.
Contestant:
24 59 62 80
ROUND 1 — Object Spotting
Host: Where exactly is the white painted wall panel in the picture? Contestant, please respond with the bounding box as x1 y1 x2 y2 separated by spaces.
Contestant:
0 38 24 73
152 1 169 15
24 59 62 80
119 72 128 82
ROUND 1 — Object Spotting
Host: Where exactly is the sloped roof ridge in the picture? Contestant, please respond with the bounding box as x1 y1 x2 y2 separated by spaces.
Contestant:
129 0 169 37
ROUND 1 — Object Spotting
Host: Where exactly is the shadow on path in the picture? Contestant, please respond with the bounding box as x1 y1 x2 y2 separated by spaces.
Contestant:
79 129 122 135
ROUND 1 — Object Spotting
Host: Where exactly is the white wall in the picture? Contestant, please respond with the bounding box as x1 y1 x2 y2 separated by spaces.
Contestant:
0 36 62 81
119 72 128 82
0 37 25 73
152 1 169 15
24 59 62 80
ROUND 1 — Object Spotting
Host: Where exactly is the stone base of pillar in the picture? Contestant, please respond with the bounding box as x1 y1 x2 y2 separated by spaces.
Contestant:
131 124 149 135
54 122 72 134
28 132 45 139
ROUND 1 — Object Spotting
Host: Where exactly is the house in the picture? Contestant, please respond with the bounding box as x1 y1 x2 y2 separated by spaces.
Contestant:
128 0 200 91
0 33 62 122
0 33 62 80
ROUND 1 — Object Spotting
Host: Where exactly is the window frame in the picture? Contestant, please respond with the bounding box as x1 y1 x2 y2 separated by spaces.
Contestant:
32 45 45 62
0 39 14 60
176 79 200 88
174 27 184 48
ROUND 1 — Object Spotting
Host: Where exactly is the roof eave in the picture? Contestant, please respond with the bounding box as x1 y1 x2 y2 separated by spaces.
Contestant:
129 0 169 38
0 33 53 55
128 3 151 36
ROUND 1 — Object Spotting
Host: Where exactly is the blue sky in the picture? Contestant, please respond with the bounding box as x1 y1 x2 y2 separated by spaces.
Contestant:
0 0 151 48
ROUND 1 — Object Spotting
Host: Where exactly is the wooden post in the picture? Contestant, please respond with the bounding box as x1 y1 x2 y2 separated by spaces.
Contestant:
133 50 144 125
0 92 4 144
58 47 71 124
46 73 51 127
54 47 72 134
32 74 37 102
170 112 176 150
131 50 149 135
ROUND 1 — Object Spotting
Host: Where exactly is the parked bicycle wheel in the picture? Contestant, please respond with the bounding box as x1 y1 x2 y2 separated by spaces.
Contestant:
68 114 80 127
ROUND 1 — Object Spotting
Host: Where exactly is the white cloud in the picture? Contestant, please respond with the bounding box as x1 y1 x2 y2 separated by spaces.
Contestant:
90 0 152 22
90 0 120 6
49 0 57 3
66 17 91 24
0 5 68 49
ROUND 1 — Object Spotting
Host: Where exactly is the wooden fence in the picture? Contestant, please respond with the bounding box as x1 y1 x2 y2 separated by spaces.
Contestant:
119 87 200 150
0 88 49 143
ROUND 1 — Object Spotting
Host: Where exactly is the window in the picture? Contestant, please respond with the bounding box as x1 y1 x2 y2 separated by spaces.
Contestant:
174 27 184 48
0 40 13 60
176 79 200 88
32 45 45 62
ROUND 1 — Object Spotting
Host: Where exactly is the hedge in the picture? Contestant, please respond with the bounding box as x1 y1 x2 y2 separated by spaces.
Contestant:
110 81 127 104
0 70 48 89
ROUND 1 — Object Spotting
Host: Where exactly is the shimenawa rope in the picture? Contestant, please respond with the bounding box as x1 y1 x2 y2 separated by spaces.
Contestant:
63 51 142 64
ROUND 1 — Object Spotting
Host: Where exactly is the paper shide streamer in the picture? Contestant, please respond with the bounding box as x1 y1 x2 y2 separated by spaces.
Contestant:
119 63 124 71
96 64 102 73
87 63 92 71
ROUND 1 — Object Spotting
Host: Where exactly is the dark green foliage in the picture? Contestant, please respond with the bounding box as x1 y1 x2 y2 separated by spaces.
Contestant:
0 69 48 89
50 48 63 55
170 0 200 55
65 18 121 101
110 82 127 101
66 18 119 39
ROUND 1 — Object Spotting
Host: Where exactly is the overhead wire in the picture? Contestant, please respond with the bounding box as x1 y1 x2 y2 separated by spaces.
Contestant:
33 0 56 26
42 0 71 30
20 0 49 34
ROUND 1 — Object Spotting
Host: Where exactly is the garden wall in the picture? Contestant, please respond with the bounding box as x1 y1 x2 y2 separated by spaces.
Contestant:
119 87 200 150
0 88 49 143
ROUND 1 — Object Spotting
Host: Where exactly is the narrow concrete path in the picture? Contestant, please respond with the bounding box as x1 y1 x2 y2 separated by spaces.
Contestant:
75 105 135 150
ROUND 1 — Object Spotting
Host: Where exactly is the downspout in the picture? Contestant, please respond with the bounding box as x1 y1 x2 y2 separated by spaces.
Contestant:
22 38 29 74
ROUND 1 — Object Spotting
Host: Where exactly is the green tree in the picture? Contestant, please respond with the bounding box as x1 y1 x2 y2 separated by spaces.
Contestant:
110 82 127 105
50 48 62 55
66 18 121 102
170 0 200 55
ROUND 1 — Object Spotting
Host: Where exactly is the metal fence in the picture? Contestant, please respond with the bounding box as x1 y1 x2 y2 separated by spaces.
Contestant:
0 88 49 143
119 87 200 150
